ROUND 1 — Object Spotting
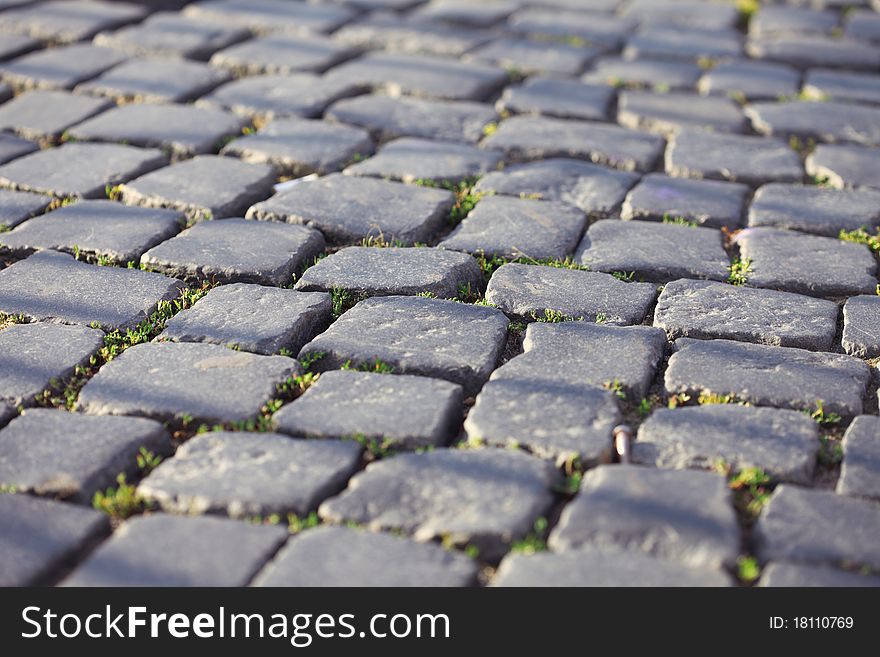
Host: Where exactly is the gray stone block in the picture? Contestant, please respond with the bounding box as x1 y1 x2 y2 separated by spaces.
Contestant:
845 9 880 42
751 5 838 37
0 250 183 330
0 322 104 407
222 118 373 178
183 0 355 36
273 369 463 448
300 296 507 396
0 142 167 199
807 143 880 191
327 94 497 144
0 32 39 62
485 263 657 325
0 133 37 166
68 104 247 159
624 26 742 61
759 562 880 587
498 77 614 122
77 342 300 425
439 196 587 260
622 174 749 228
334 13 489 58
838 415 880 500
318 448 560 562
653 279 839 351
494 548 732 587
0 200 183 264
747 100 880 148
344 137 501 184
159 283 331 355
634 405 819 484
246 173 454 245
141 218 324 286
666 129 803 185
623 0 738 30
549 464 740 569
0 43 127 90
804 69 880 106
755 484 880 570
576 219 730 283
747 35 880 70
211 34 358 75
0 90 112 141
0 493 109 586
736 227 877 298
294 246 483 300
665 338 871 417
482 115 665 172
0 189 51 230
748 183 880 236
62 513 287 586
582 57 701 91
475 159 638 217
843 295 880 358
413 0 516 28
492 322 667 399
465 379 621 463
466 37 597 77
0 408 171 502
76 58 230 104
253 526 478 587
120 155 277 222
139 431 362 517
509 8 635 48
698 59 800 101
0 1 146 44
618 90 746 136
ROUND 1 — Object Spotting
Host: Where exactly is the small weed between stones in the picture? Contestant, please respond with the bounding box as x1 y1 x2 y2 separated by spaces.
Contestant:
346 432 396 460
697 392 749 406
531 308 583 323
818 435 844 467
342 358 394 375
661 213 698 228
603 379 627 401
736 555 761 585
414 177 483 226
510 517 549 555
714 461 772 526
0 312 28 331
611 271 635 282
809 401 842 426
92 447 163 522
727 257 752 286
839 227 880 254
330 287 366 318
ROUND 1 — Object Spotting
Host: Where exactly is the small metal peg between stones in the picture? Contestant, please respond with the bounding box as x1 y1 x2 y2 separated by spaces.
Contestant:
612 424 632 464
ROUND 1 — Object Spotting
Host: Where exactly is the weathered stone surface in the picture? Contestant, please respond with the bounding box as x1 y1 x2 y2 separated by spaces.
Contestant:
622 174 749 228
549 465 740 569
246 173 454 245
254 526 479 587
843 295 880 358
475 159 637 217
0 493 109 586
212 34 357 76
759 562 880 587
751 5 838 37
439 196 587 260
344 137 501 184
509 8 635 47
159 283 331 355
807 143 880 190
139 431 361 517
698 59 800 101
576 219 729 283
0 32 39 62
319 448 560 562
492 322 666 399
634 405 820 484
666 129 803 185
76 58 230 104
665 338 871 417
414 0 517 28
755 485 880 570
618 90 746 136
0 322 104 407
0 43 127 90
0 90 111 141
300 296 507 396
62 513 287 586
326 52 507 102
78 342 300 425
838 415 880 500
183 0 354 36
498 78 613 122
804 69 880 106
141 218 324 286
747 35 880 70
653 279 839 351
624 26 742 61
273 369 463 448
0 200 183 264
0 189 51 230
0 250 183 330
582 57 701 91
0 1 146 44
494 548 732 587
93 11 250 60
485 263 656 325
0 409 171 502
222 119 372 178
295 246 482 300
736 227 877 298
482 115 665 172
0 142 166 199
465 379 621 463
466 37 597 77
748 100 880 148
334 13 488 58
623 0 738 30
748 183 880 236
198 73 363 121
0 133 37 166
120 156 276 222
327 94 497 144
68 104 247 159
845 9 880 43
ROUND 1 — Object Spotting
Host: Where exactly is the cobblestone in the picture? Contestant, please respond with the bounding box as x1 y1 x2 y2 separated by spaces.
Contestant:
621 174 749 228
806 143 880 190
842 295 880 358
0 90 112 141
0 43 127 91
747 183 880 236
837 415 880 500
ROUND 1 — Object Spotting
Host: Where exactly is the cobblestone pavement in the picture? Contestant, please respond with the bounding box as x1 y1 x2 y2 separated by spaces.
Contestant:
1 0 880 588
